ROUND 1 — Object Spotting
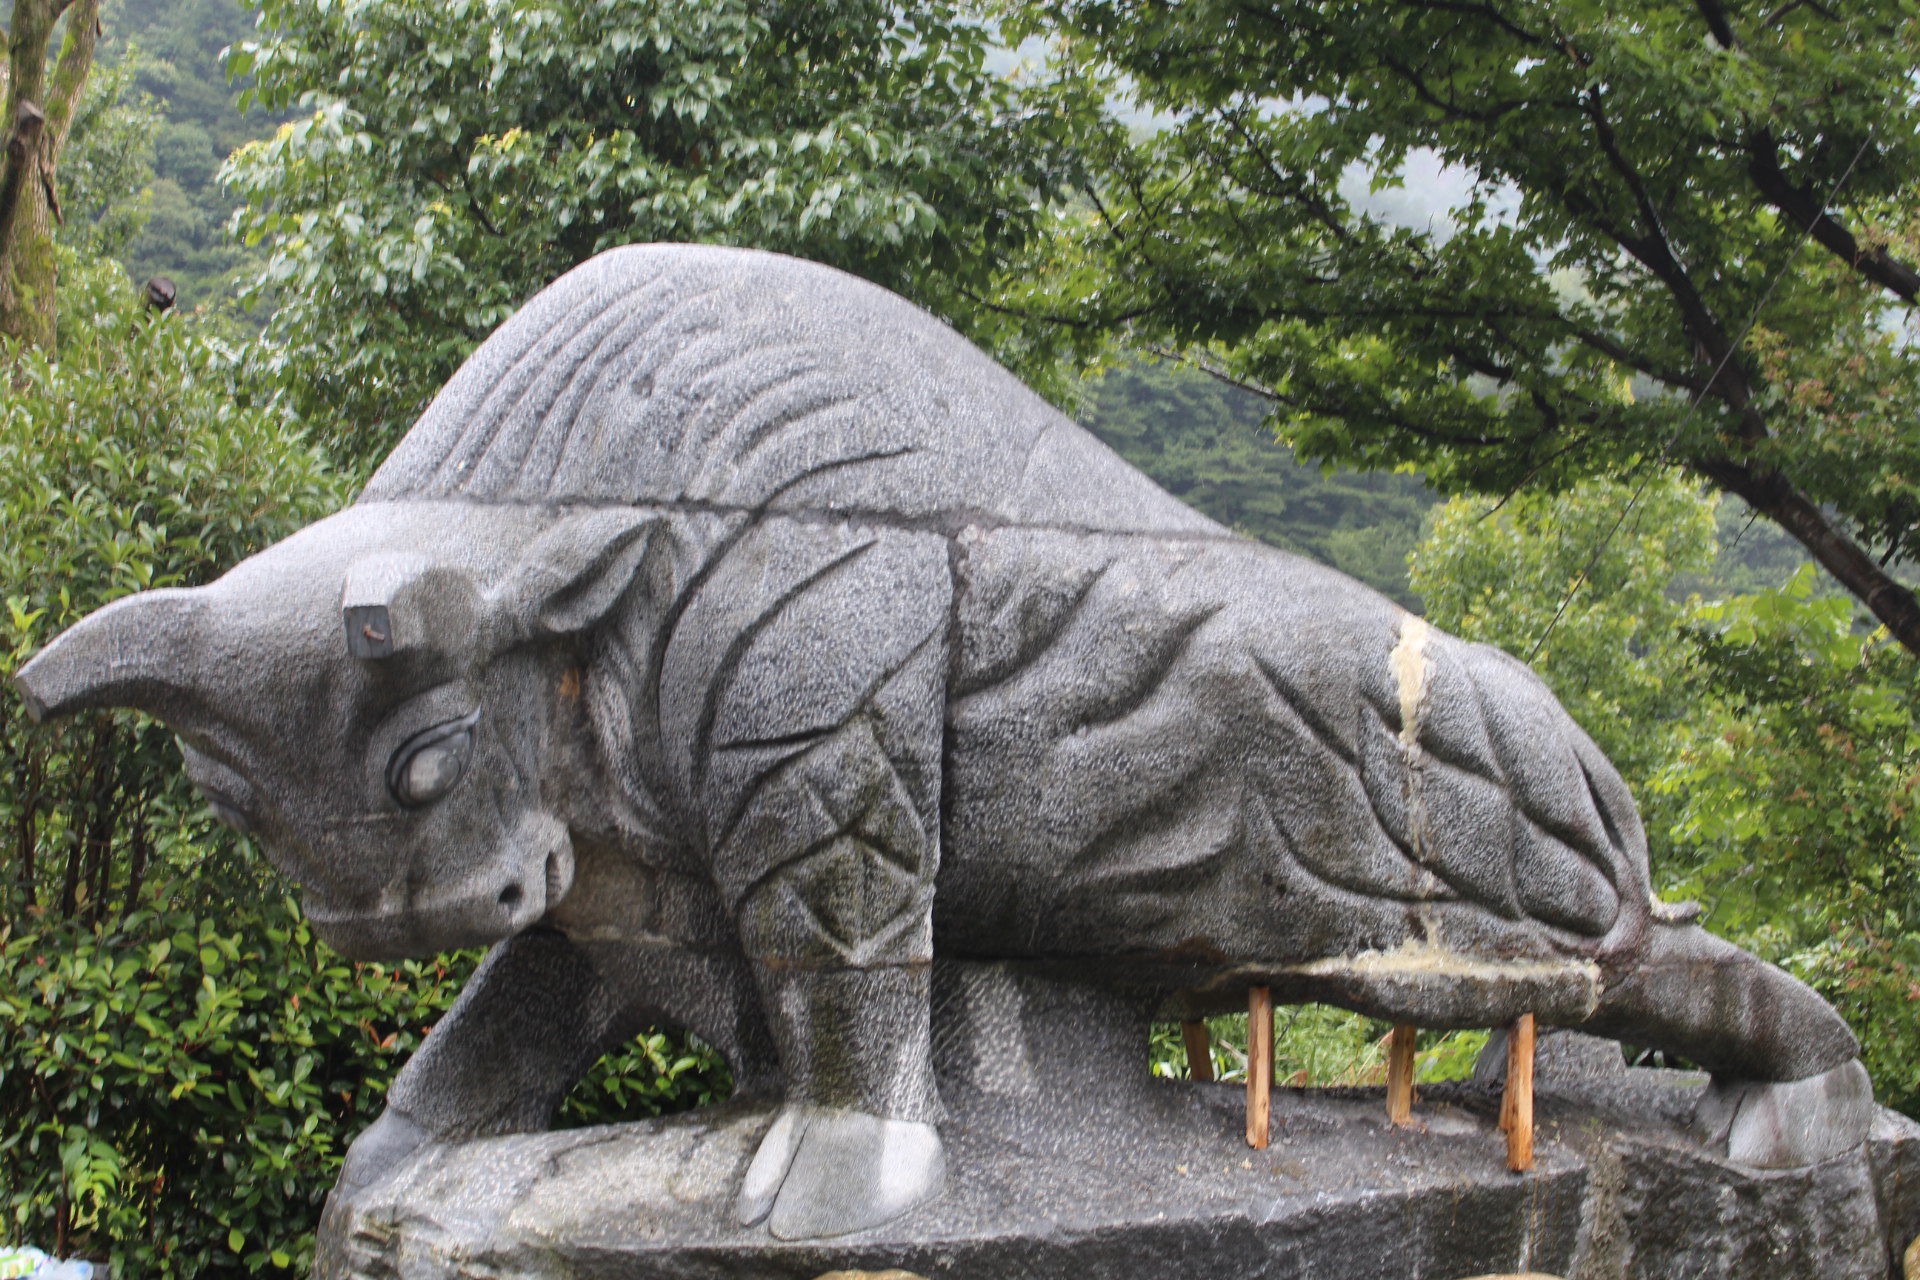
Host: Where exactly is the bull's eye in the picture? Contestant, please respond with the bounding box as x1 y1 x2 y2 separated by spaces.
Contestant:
387 711 480 808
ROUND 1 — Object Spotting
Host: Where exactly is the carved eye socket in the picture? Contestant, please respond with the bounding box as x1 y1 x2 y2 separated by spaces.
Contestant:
386 711 479 809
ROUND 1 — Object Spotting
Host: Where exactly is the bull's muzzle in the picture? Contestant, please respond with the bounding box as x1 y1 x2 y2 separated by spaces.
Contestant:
303 827 575 960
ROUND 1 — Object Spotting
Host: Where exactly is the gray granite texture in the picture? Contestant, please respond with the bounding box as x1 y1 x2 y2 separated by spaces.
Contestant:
13 244 1877 1244
318 970 1918 1280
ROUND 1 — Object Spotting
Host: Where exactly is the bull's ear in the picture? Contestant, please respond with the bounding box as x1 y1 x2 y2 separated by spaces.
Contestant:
496 509 663 638
13 588 211 725
341 555 482 661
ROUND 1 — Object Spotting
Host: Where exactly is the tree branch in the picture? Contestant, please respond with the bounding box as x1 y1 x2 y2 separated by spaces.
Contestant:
1745 131 1920 305
1755 0 1838 29
1694 455 1920 653
1389 0 1554 48
1377 48 1530 125
1577 84 1768 430
42 0 99 158
953 282 1156 331
1692 0 1738 47
1144 343 1284 402
1145 342 1520 448
458 165 504 238
1557 318 1703 392
1212 109 1353 243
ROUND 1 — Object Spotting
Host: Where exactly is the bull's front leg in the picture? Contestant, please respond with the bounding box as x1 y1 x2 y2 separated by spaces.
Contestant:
722 727 944 1239
329 927 621 1206
678 523 951 1240
331 926 780 1208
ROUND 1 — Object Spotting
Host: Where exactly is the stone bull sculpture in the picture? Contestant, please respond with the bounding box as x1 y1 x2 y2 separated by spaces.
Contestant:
15 245 1871 1242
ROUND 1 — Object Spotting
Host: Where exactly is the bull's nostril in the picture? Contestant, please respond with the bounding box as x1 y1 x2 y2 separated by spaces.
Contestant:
498 883 523 908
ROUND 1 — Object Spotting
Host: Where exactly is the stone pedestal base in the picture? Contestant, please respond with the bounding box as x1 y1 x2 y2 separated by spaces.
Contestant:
319 964 1920 1280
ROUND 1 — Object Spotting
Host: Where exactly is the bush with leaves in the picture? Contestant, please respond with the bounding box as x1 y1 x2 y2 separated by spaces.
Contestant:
1411 473 1716 797
0 250 335 1266
2 885 732 1274
1656 569 1920 1115
59 53 164 263
1 896 470 1272
1 251 347 926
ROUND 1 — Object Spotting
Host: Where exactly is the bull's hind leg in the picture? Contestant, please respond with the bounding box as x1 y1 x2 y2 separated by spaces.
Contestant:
1579 920 1871 1167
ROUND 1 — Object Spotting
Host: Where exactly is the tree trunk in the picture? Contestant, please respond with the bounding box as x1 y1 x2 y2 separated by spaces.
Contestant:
1 0 101 353
121 798 150 919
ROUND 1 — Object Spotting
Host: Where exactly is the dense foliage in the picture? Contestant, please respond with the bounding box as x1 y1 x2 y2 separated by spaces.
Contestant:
0 253 340 1266
1 892 730 1273
57 56 164 264
1003 0 1920 652
0 252 345 925
1413 473 1716 785
2 900 469 1273
224 0 1086 457
1663 577 1920 1114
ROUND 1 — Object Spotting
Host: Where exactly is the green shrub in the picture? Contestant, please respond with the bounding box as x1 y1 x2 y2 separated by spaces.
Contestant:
1 250 348 928
0 258 730 1272
0 890 734 1274
0 897 469 1274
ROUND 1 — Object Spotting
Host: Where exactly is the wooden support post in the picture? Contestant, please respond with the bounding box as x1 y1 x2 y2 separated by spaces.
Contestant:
1181 1020 1214 1083
1246 986 1273 1150
1386 1023 1417 1125
1504 1013 1536 1172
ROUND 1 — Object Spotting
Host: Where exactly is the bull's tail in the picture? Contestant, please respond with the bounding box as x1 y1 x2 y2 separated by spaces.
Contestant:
1577 918 1856 1083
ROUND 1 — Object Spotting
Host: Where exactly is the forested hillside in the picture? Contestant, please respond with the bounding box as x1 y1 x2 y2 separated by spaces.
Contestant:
1076 360 1435 606
102 0 271 307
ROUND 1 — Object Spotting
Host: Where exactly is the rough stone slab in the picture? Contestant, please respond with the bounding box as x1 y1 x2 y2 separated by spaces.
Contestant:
321 1069 1908 1280
1872 1108 1920 1278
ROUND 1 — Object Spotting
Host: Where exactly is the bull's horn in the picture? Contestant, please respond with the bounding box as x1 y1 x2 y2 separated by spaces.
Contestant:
12 589 209 725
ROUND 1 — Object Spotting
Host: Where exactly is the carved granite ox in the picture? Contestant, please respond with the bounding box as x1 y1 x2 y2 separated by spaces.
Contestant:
14 245 1872 1242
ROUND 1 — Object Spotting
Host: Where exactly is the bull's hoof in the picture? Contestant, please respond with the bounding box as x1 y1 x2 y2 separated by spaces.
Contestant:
1692 1057 1873 1168
735 1104 945 1240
